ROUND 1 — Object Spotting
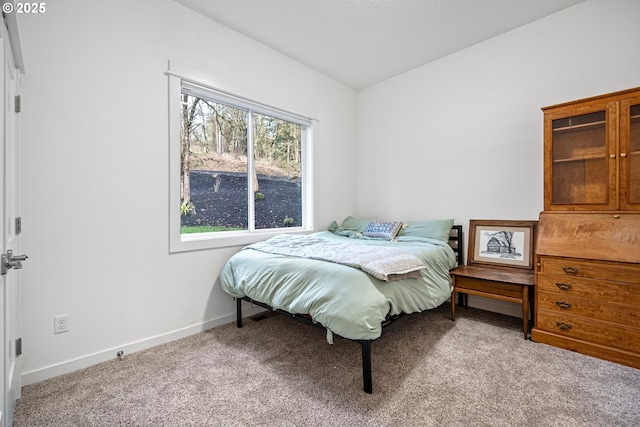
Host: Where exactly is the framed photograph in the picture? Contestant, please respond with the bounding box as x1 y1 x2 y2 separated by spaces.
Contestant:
468 220 537 270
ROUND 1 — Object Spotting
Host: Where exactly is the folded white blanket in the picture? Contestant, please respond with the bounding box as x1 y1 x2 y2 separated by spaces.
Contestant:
246 234 425 282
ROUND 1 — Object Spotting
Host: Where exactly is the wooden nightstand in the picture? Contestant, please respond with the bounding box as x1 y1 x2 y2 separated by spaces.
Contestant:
451 265 535 339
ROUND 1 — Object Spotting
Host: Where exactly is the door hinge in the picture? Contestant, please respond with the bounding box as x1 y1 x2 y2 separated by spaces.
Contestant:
16 338 22 357
15 217 22 234
15 95 21 113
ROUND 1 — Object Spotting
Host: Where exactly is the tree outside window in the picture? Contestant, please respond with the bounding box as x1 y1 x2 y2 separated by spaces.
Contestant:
179 93 303 234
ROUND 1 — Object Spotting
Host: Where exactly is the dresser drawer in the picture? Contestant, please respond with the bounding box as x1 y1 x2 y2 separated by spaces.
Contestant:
536 274 640 305
539 257 640 284
537 290 640 328
536 310 640 353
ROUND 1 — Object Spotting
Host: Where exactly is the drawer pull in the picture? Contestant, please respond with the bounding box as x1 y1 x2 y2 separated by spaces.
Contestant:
562 267 579 275
555 322 572 330
555 283 572 291
555 301 572 309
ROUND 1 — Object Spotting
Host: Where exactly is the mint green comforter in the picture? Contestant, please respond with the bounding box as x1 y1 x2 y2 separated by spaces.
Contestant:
219 231 456 341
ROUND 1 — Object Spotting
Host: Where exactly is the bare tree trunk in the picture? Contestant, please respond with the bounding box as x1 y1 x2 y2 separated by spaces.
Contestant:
181 95 199 203
253 158 259 192
183 142 191 202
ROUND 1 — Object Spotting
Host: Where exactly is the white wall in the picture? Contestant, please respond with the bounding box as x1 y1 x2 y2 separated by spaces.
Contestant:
356 0 640 315
17 0 357 384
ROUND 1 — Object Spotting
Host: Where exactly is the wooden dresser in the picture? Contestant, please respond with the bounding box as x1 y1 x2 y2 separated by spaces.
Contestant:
532 212 640 368
532 87 640 368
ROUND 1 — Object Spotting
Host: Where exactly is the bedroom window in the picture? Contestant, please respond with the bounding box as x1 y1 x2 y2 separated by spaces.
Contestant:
169 71 314 252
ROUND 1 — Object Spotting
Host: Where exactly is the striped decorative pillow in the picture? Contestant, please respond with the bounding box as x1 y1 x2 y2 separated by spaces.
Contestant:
363 221 403 240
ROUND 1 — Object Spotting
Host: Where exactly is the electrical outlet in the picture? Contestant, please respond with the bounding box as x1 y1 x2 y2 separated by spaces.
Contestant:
54 314 70 334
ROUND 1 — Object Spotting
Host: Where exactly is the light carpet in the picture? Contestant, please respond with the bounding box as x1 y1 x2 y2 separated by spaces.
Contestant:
14 305 640 426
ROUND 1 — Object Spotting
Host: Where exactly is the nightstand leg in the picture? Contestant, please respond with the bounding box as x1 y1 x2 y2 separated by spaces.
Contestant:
522 285 529 339
451 275 457 320
451 290 456 320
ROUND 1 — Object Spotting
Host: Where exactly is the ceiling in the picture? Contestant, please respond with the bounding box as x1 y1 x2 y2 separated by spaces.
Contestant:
174 0 585 90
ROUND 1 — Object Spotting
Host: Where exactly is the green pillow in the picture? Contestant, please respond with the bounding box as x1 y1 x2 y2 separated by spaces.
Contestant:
337 216 371 233
398 219 454 242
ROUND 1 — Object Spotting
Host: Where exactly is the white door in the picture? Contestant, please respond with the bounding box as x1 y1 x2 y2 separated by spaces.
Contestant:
1 18 23 427
0 39 4 422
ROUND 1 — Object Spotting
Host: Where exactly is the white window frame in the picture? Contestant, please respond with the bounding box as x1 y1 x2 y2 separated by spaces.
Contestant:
168 64 315 252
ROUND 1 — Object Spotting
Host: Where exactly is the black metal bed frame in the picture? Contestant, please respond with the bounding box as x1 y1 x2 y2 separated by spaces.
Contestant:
234 225 463 394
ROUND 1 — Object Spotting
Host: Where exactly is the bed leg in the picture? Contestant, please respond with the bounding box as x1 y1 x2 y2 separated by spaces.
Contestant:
361 340 372 394
236 298 243 328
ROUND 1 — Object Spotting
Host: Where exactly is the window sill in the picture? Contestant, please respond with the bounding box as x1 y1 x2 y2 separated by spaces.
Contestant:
169 226 314 253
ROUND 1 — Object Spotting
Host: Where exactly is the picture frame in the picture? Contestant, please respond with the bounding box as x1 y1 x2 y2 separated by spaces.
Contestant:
467 220 537 270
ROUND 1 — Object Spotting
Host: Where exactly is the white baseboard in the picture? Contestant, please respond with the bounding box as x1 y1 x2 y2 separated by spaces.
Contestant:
21 305 265 386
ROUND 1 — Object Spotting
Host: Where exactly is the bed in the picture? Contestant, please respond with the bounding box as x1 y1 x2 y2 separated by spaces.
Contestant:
219 217 463 393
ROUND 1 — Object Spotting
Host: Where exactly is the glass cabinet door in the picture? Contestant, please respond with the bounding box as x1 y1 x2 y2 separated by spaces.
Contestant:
620 99 640 209
545 104 616 210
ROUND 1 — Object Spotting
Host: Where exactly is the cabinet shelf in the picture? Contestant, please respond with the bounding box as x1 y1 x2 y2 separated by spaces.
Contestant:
553 120 605 132
552 146 606 163
553 155 605 163
553 150 640 163
552 114 640 132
